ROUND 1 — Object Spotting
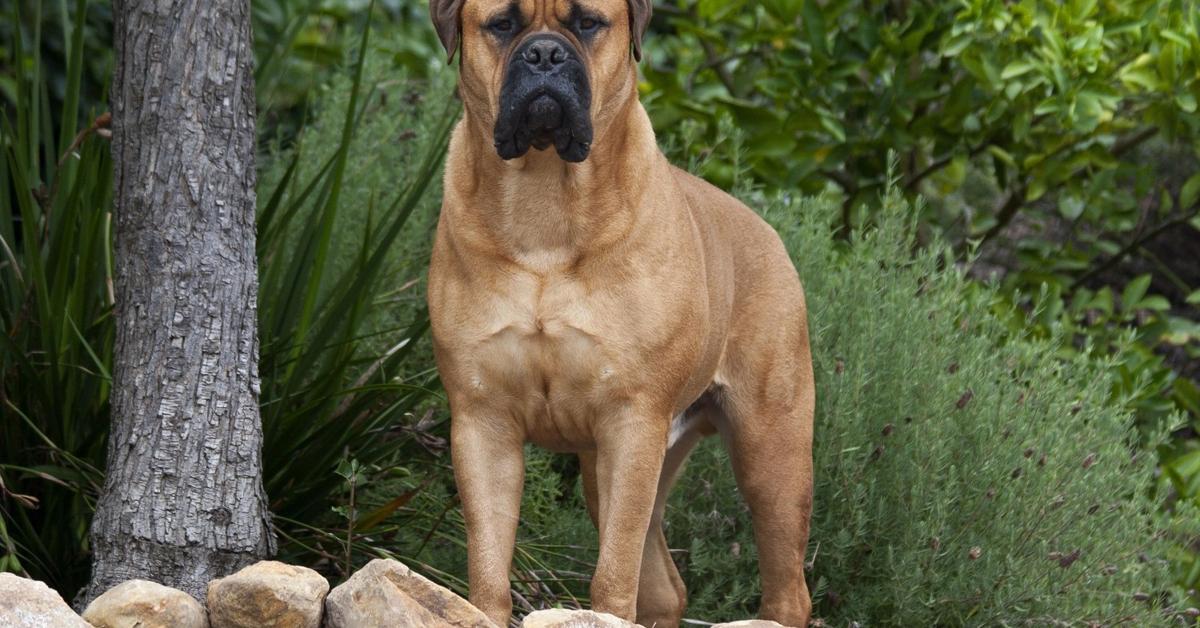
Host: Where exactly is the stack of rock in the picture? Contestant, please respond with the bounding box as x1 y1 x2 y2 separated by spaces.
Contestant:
0 559 790 628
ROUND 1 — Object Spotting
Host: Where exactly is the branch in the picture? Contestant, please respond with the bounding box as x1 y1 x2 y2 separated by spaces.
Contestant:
904 135 997 192
820 168 857 193
685 47 761 94
676 0 758 101
970 126 1162 249
1069 205 1199 290
820 169 860 239
698 37 742 98
977 185 1027 247
1110 125 1159 157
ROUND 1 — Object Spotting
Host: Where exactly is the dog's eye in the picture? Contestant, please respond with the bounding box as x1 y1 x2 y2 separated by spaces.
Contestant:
578 17 600 32
488 18 514 34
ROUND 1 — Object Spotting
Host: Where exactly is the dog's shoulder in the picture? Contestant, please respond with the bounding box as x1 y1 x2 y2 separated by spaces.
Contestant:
667 165 777 241
666 163 801 295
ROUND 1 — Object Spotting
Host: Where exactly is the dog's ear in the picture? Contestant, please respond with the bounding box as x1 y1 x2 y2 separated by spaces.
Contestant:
430 0 466 62
627 0 652 62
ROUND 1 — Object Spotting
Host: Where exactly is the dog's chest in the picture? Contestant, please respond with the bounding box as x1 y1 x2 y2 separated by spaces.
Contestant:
459 269 644 447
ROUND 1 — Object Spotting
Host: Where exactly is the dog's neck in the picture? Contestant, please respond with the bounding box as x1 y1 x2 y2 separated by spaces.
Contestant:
444 80 664 268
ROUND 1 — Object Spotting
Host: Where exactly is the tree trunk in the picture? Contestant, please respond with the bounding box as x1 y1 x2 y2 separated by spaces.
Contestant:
83 0 274 605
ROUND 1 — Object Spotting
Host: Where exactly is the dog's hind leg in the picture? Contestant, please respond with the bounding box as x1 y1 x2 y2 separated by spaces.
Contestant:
580 450 602 529
714 342 815 627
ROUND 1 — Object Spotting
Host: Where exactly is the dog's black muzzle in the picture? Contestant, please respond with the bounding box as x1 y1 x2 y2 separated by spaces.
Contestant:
494 34 593 163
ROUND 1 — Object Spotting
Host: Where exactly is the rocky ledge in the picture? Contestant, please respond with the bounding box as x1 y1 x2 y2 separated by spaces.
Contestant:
0 559 787 628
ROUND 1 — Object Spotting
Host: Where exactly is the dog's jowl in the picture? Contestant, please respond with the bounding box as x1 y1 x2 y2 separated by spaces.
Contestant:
426 1 815 626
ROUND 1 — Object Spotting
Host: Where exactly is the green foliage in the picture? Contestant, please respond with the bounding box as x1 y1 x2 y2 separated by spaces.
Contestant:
254 17 459 546
643 0 1200 220
0 0 112 589
0 0 112 132
665 191 1179 623
253 0 443 116
980 189 1200 597
981 257 1200 596
1 0 442 142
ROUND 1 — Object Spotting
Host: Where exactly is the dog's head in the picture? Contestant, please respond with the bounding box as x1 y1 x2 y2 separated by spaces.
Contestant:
431 0 651 163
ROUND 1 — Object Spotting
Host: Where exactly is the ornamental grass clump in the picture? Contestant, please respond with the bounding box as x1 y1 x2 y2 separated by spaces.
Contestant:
665 192 1174 625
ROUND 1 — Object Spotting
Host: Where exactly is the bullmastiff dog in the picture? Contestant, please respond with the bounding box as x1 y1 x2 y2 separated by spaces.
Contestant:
425 1 815 626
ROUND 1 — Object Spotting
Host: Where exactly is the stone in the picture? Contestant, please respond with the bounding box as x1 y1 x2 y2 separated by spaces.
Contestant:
206 561 328 628
521 609 639 628
82 579 207 628
712 622 788 628
324 558 494 628
0 572 93 627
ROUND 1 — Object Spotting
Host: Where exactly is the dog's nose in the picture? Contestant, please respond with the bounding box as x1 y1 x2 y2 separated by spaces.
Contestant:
520 37 568 72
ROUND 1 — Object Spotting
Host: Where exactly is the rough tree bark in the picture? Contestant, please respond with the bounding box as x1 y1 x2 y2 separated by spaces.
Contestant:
82 0 274 605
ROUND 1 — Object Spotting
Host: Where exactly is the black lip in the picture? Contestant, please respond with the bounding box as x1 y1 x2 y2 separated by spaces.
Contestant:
493 39 593 163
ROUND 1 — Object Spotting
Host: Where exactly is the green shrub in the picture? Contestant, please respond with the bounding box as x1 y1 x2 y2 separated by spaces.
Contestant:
257 45 451 363
642 0 1200 229
661 191 1180 624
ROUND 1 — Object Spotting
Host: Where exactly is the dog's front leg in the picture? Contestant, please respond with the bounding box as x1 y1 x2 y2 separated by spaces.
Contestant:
452 415 525 627
589 414 669 621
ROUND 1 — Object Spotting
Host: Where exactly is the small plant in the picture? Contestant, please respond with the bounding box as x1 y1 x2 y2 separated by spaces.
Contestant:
333 456 365 576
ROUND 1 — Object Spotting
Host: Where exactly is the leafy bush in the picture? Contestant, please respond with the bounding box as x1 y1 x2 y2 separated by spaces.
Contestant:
664 191 1180 624
642 0 1199 224
639 0 1200 397
253 0 445 129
